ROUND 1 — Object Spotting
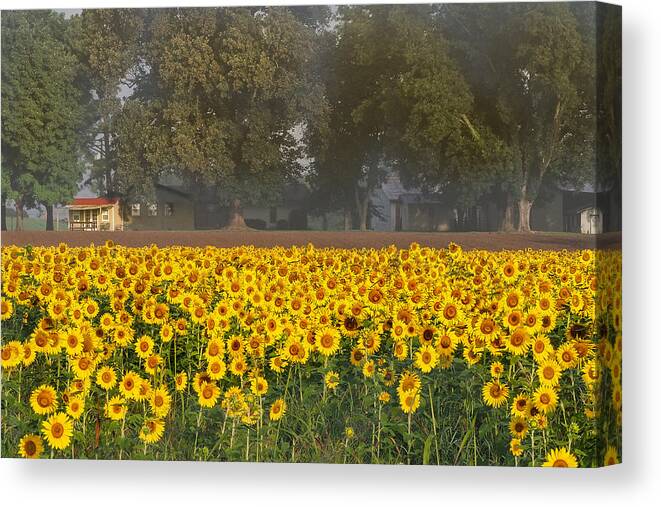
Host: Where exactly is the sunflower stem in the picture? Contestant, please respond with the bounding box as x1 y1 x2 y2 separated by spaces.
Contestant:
193 406 203 459
428 383 440 465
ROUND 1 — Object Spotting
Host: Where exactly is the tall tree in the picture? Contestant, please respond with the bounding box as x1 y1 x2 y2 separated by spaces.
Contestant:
309 5 496 230
441 3 595 231
308 6 391 231
72 9 143 198
1 10 87 230
119 7 319 227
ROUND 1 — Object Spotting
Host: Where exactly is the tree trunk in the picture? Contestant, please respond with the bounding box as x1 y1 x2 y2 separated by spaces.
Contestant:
45 204 54 231
354 186 369 232
15 198 24 231
517 197 533 232
103 128 113 197
226 198 247 229
1 195 7 231
322 213 328 231
501 195 515 232
343 206 351 231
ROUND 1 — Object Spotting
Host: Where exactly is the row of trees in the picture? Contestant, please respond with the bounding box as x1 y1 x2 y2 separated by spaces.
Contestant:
1 4 620 231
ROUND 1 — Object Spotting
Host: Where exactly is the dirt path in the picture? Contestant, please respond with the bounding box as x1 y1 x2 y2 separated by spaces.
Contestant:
0 230 621 250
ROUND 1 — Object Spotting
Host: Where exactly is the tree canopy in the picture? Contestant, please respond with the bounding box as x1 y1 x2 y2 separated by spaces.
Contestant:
1 10 89 229
0 4 616 232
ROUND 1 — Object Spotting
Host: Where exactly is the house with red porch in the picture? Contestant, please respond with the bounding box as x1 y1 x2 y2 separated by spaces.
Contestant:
66 197 123 231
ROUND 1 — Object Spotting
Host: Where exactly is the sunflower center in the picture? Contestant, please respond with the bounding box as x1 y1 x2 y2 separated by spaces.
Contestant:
543 367 555 380
51 422 64 438
25 440 37 455
344 316 358 331
37 393 51 408
553 459 568 467
321 334 333 348
511 332 524 347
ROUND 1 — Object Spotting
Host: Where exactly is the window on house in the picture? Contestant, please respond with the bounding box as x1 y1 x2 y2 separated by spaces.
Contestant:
147 203 158 216
164 203 174 216
269 206 277 223
131 204 141 216
72 211 80 222
101 209 110 222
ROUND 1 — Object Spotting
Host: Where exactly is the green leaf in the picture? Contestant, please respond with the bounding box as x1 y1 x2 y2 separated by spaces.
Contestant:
422 433 434 465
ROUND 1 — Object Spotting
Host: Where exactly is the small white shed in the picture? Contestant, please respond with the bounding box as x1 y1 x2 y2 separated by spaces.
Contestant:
578 206 603 234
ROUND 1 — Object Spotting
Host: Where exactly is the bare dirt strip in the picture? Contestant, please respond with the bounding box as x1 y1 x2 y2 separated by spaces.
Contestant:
0 230 621 251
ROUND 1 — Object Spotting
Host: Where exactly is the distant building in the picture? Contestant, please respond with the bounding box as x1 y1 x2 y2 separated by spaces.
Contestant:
123 178 310 231
370 173 611 234
66 197 122 231
125 183 195 231
370 173 455 232
67 173 612 234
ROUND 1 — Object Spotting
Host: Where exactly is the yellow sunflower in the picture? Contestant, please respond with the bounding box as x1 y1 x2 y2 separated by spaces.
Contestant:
139 418 165 444
149 386 172 418
250 376 269 396
269 398 287 421
316 327 341 356
510 438 524 457
29 384 58 415
556 342 579 370
399 389 421 414
198 381 221 408
96 366 117 391
105 396 128 421
414 344 438 373
66 396 85 420
542 447 578 468
324 370 340 390
533 386 558 413
41 412 74 450
482 380 509 408
175 371 188 391
505 327 530 355
537 360 562 387
206 357 227 380
18 434 44 459
509 416 529 438
604 445 619 466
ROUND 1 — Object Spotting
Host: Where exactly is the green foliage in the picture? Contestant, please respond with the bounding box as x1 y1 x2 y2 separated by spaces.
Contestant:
116 7 321 209
71 9 143 197
1 11 88 215
308 5 504 225
440 3 597 228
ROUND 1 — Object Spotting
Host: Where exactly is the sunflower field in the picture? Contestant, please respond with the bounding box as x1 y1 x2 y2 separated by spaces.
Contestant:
0 241 621 466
